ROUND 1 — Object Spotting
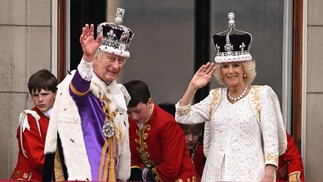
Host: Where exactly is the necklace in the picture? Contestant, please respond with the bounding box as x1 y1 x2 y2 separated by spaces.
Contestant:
227 85 248 102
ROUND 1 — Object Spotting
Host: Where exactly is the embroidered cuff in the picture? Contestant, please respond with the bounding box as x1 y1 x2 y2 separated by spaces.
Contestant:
175 101 192 116
265 154 278 167
289 171 301 182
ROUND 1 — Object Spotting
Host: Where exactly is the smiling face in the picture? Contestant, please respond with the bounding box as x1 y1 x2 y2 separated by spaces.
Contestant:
220 62 246 87
31 89 56 113
93 52 126 83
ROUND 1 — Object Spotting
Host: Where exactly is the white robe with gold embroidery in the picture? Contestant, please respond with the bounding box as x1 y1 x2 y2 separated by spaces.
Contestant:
175 85 287 181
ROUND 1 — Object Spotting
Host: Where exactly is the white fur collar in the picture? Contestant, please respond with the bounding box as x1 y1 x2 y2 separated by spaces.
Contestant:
90 73 129 114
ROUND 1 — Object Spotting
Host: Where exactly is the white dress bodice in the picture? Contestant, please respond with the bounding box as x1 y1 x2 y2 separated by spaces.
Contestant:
202 92 264 181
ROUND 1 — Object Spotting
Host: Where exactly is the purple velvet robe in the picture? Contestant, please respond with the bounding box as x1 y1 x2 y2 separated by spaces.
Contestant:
69 70 107 181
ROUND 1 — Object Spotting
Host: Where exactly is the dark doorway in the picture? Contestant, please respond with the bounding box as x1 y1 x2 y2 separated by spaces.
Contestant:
70 0 107 70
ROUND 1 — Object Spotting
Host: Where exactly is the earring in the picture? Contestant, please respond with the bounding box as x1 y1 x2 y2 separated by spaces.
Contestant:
243 74 247 78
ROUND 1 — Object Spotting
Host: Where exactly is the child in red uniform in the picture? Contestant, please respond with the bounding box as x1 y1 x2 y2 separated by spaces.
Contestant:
11 69 57 181
125 80 197 182
178 123 206 180
276 131 304 181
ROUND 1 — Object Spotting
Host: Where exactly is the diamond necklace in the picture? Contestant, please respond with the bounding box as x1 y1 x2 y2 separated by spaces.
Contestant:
227 85 248 102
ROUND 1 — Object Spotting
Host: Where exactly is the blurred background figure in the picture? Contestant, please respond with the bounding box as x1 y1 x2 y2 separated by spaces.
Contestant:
178 123 206 180
277 131 304 182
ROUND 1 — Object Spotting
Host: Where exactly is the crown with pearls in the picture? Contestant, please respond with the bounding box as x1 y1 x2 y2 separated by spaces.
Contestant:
97 8 134 58
213 12 253 63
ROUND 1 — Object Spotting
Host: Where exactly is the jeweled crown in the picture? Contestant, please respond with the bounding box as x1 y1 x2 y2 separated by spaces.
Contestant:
213 12 253 63
97 8 134 58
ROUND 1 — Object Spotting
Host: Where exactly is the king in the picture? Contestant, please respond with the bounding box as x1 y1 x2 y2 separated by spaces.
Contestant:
42 7 134 181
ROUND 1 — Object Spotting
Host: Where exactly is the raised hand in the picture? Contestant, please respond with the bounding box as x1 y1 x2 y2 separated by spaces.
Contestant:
79 24 103 62
190 62 216 90
179 62 216 107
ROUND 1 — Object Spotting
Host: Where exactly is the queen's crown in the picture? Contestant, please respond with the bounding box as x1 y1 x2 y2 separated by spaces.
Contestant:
213 12 253 63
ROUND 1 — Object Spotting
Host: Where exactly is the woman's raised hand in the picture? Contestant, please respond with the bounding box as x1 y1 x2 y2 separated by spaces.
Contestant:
190 62 216 90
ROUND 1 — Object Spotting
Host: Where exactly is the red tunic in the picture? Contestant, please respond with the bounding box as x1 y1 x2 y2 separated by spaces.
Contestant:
10 107 49 181
277 132 304 181
190 144 206 180
129 105 197 181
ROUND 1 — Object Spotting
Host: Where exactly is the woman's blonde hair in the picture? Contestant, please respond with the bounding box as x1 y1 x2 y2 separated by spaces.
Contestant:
214 60 257 86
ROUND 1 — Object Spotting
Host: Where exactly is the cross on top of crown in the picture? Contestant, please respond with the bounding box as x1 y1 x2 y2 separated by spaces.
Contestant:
228 12 235 28
115 8 125 24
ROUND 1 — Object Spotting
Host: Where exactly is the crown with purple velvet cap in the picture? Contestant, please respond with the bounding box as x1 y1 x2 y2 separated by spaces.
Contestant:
97 8 134 58
213 12 253 63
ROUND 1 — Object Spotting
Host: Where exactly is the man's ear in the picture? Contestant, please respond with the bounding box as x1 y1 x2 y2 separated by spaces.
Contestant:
147 98 153 106
93 55 98 65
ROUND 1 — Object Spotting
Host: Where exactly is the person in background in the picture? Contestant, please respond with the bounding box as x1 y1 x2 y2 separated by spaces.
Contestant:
11 69 58 181
178 123 206 180
175 12 287 181
159 104 205 179
42 8 134 181
124 80 198 182
277 131 304 181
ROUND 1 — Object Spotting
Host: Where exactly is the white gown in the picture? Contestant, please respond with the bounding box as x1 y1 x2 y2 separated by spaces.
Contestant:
175 85 287 181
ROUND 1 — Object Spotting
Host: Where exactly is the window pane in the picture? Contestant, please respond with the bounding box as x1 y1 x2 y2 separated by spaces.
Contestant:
118 1 195 104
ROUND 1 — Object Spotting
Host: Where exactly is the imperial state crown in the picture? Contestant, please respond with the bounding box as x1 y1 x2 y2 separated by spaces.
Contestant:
97 8 134 58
